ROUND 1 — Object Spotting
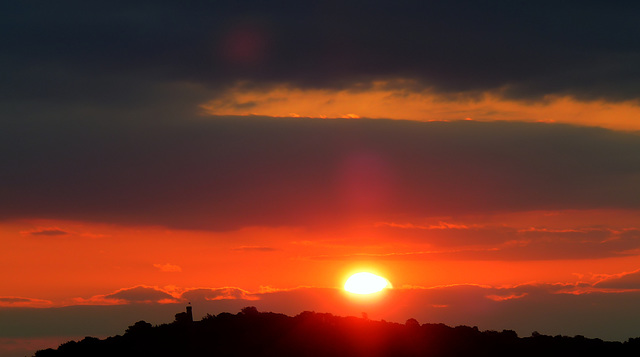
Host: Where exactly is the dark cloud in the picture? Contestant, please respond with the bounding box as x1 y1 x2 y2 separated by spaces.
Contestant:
494 228 640 260
26 229 68 237
181 288 256 302
0 297 52 307
594 269 640 289
1 117 640 231
0 297 32 303
313 225 640 260
373 223 515 247
472 227 640 261
1 0 639 111
104 286 176 303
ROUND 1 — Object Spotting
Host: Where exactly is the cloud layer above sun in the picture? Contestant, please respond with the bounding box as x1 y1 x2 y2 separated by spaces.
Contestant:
3 117 639 232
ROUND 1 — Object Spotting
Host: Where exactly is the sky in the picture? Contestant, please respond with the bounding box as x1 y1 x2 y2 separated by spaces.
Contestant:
2 1 640 355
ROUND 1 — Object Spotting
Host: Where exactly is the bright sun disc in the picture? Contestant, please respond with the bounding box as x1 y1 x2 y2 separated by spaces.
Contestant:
344 272 391 294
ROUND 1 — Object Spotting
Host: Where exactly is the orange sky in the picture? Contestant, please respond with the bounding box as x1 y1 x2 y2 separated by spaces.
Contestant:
4 207 640 306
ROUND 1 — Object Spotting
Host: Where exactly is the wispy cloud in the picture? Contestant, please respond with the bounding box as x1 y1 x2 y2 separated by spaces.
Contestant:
0 296 52 308
72 285 259 306
486 293 528 301
75 286 180 305
593 269 640 290
232 246 277 252
181 287 258 302
153 263 182 272
374 221 474 230
20 228 69 237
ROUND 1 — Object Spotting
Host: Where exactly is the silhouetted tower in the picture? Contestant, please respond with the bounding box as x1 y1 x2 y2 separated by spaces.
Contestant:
175 303 193 323
186 303 193 322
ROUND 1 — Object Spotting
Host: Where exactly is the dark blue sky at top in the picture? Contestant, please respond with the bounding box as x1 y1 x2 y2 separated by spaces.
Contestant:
2 0 640 107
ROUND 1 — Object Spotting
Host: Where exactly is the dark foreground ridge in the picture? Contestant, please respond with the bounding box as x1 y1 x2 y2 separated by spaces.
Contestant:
36 306 640 357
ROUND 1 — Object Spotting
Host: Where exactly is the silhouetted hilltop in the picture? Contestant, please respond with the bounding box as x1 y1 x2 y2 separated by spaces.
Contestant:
35 306 640 357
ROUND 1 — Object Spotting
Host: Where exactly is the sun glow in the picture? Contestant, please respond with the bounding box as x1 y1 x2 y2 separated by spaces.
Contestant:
344 272 391 294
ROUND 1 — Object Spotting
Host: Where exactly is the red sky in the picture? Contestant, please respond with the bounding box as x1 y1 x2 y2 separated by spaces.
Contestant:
2 2 640 356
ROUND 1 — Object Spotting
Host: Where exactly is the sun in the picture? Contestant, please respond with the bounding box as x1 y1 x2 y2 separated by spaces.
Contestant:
344 272 391 294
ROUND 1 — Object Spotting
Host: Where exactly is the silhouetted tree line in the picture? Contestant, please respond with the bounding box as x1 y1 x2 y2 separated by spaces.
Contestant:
35 306 640 357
